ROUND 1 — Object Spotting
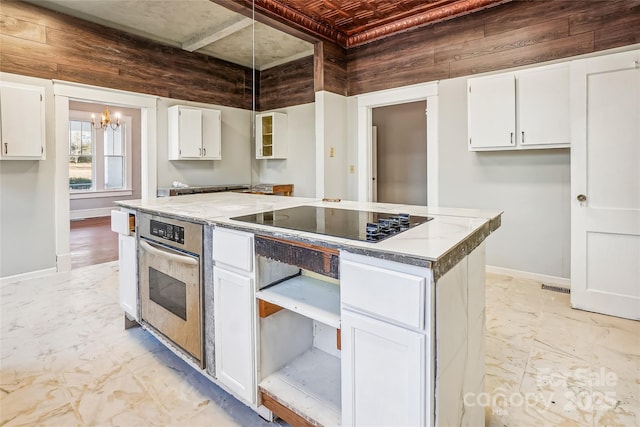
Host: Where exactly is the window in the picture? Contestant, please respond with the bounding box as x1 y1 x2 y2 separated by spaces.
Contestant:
104 126 125 189
69 120 94 191
68 110 131 195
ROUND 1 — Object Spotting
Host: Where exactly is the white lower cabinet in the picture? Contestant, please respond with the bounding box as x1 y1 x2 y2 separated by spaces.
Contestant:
213 266 255 404
340 251 433 427
118 234 138 319
111 209 137 320
341 310 426 427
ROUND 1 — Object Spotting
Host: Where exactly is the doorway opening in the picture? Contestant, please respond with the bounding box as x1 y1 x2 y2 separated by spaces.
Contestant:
54 82 157 274
354 81 437 204
371 101 427 205
65 101 142 269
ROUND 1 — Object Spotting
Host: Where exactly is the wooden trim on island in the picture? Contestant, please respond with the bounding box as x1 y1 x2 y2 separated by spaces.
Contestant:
255 236 340 279
260 390 316 427
258 299 284 318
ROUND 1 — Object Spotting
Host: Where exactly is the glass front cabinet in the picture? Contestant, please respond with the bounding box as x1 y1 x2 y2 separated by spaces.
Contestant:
256 112 287 159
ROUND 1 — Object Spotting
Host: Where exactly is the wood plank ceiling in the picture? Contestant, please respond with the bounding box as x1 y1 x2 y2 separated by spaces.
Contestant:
233 0 512 47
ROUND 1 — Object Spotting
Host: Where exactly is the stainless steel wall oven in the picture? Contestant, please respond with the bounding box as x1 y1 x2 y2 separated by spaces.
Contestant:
138 213 204 366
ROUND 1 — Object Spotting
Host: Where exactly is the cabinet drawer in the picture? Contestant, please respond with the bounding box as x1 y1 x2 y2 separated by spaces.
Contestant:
341 258 426 329
212 228 254 272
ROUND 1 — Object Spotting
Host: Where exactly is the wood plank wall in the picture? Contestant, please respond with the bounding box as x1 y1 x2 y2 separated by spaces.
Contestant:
0 0 253 109
257 55 315 111
314 41 348 96
347 0 640 95
2 0 638 108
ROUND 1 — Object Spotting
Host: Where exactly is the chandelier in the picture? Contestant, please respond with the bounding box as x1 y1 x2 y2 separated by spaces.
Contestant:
91 106 120 130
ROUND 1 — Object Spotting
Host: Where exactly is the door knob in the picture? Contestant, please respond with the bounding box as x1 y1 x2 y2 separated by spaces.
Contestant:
577 194 587 202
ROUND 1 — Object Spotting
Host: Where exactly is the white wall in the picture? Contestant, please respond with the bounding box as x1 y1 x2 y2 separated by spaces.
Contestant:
0 73 57 277
437 77 571 278
157 98 252 188
0 73 254 279
316 91 348 199
253 103 316 197
342 73 570 279
0 67 573 279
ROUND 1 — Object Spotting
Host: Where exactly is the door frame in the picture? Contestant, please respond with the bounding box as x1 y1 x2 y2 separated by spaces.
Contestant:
355 82 438 204
53 81 158 273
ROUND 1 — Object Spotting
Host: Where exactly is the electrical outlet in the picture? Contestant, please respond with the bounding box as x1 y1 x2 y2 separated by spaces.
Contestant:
330 147 335 157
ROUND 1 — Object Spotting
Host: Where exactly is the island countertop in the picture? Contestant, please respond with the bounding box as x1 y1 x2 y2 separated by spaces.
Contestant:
116 192 501 280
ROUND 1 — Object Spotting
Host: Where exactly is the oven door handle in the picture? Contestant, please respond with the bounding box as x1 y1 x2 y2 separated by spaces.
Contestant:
140 240 198 266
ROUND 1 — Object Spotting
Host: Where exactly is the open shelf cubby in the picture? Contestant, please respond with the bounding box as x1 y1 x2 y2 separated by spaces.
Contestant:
259 348 341 427
256 268 342 426
256 274 340 328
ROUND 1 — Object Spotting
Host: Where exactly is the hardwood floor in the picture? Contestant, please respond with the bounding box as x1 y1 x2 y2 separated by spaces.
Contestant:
70 217 118 269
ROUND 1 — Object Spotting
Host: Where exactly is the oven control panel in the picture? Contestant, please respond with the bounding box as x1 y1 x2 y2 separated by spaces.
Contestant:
150 219 185 244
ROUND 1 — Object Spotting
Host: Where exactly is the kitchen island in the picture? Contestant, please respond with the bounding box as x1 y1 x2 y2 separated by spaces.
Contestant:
115 192 501 427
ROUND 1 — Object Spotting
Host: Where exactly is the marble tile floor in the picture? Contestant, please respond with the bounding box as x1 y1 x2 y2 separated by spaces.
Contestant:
1 264 638 426
484 273 639 427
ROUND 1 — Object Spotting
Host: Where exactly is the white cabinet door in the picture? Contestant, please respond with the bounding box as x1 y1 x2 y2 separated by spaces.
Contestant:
118 234 138 320
468 74 516 150
178 107 203 158
341 310 426 427
518 64 570 147
570 50 640 320
0 82 45 159
202 108 221 160
213 266 255 403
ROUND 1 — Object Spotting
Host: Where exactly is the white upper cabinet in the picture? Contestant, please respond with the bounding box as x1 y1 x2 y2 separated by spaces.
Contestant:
518 65 571 147
467 74 516 150
468 63 571 151
168 105 221 160
256 112 287 159
0 82 46 160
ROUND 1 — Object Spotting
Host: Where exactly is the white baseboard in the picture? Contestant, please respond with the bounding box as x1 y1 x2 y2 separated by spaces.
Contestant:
1 267 58 286
486 265 571 289
70 207 113 220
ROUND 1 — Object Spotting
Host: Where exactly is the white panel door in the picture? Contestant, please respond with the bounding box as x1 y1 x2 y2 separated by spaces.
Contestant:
179 107 203 158
570 50 640 320
341 310 426 427
468 74 516 149
213 266 255 403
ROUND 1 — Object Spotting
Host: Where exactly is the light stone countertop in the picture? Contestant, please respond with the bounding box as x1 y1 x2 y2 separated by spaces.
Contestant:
116 192 502 280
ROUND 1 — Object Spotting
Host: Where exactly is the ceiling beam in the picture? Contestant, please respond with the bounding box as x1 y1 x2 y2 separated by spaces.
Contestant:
260 49 314 71
182 16 253 52
209 0 321 44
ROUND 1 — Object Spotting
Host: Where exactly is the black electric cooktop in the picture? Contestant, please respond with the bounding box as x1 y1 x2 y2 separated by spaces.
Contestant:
231 205 432 243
